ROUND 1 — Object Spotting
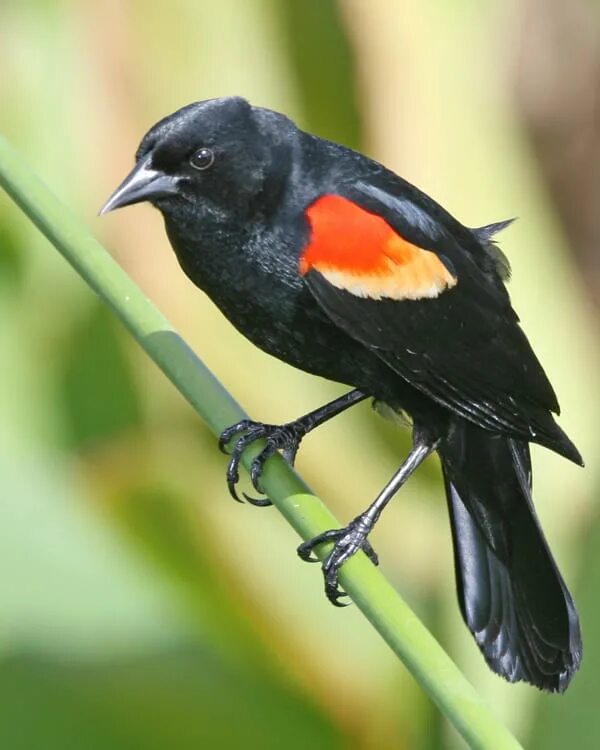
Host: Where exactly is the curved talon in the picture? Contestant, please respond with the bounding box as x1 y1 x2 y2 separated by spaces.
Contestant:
298 516 380 606
327 589 351 607
297 544 320 563
250 462 266 494
326 583 351 607
228 462 269 505
219 419 253 453
298 547 321 563
219 418 305 505
226 472 244 503
248 436 286 494
297 528 344 562
226 467 269 505
225 432 272 505
361 541 379 566
324 567 351 606
225 449 245 503
323 567 351 605
242 491 272 507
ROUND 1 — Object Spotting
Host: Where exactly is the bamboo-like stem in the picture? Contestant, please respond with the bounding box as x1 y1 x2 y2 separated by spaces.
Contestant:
0 133 523 750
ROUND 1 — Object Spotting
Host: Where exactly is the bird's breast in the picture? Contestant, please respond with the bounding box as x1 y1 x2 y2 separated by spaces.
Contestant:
166 217 316 353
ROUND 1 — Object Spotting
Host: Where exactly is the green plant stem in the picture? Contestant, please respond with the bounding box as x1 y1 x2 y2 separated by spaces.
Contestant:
0 133 523 750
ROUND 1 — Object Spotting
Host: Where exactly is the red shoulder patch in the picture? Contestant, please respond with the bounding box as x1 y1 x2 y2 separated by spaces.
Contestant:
300 195 457 300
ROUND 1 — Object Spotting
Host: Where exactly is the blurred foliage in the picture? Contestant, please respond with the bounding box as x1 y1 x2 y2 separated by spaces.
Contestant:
528 501 600 750
0 220 25 289
1 0 599 748
59 302 143 449
0 648 343 750
279 0 361 148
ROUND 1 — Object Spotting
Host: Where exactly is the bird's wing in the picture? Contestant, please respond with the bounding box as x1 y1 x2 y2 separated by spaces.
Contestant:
299 184 562 443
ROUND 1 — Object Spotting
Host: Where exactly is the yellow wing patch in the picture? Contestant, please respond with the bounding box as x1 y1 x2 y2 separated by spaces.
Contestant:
311 234 457 301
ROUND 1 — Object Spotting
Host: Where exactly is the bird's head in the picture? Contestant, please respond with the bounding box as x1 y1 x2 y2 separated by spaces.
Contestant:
100 97 295 221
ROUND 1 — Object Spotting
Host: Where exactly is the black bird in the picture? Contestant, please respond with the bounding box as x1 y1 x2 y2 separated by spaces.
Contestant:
101 96 583 691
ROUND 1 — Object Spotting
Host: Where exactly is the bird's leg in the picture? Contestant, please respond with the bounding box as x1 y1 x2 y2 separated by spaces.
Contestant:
298 430 439 605
219 389 368 505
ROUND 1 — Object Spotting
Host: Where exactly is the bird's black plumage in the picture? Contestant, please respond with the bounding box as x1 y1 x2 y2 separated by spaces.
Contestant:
101 96 583 691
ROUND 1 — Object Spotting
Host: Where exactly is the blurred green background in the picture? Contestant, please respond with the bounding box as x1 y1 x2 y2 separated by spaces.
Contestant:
1 0 600 747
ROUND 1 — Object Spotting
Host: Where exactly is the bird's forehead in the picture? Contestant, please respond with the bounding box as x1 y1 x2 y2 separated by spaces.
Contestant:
136 98 252 163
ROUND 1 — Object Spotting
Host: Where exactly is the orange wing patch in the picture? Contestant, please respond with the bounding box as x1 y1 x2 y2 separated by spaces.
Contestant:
300 195 457 300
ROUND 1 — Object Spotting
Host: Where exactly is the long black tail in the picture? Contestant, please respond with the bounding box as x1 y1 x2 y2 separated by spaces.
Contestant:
438 420 581 691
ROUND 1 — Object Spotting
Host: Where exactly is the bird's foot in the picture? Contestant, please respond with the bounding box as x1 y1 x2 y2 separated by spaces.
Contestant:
297 514 380 606
218 418 306 506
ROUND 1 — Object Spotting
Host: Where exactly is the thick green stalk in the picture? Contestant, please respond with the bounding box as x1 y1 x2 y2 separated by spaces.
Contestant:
0 133 523 750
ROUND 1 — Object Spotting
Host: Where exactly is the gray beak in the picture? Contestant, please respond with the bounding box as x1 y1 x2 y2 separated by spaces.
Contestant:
99 157 179 215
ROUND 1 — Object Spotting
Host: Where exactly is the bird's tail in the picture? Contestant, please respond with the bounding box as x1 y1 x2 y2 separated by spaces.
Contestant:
438 420 582 691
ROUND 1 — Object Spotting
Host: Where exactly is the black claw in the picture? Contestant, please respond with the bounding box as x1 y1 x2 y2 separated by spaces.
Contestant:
249 467 265 495
297 528 343 562
219 417 306 507
225 442 247 502
299 514 379 607
227 477 244 504
324 563 350 606
328 587 351 607
242 492 272 507
363 542 379 566
249 443 277 494
219 419 252 453
297 541 320 563
223 431 271 504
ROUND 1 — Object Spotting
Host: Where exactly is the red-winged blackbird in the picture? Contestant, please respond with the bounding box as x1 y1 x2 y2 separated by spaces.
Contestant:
101 96 583 691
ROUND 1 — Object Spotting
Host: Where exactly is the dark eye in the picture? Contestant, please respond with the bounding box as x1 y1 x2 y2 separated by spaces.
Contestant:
190 147 215 170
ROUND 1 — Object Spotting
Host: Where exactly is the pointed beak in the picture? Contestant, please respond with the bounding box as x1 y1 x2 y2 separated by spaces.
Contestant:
99 157 179 215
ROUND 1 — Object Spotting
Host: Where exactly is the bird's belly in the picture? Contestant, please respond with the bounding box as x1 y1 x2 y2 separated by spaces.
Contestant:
210 276 425 412
171 231 434 415
197 269 365 380
214 279 354 376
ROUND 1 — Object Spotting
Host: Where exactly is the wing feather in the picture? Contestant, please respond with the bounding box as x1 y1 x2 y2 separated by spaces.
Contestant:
299 187 577 457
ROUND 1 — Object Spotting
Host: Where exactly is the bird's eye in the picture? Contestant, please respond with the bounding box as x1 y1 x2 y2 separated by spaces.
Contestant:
190 147 215 170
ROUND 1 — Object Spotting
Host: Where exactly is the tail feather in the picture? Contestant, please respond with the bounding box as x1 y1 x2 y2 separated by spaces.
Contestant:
440 421 581 691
